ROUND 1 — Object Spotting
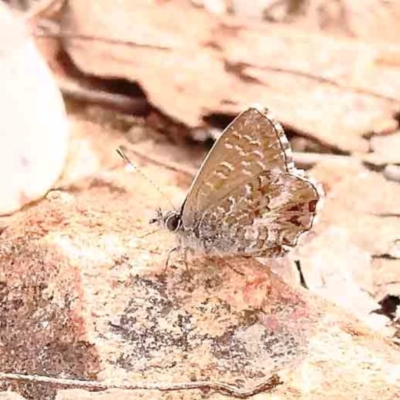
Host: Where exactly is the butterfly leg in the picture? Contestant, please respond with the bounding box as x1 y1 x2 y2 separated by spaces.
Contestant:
213 249 245 276
164 246 179 272
183 247 195 273
224 257 245 276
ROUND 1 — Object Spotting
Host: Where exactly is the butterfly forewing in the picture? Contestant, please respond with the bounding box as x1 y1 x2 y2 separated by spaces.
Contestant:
182 107 295 228
196 170 319 257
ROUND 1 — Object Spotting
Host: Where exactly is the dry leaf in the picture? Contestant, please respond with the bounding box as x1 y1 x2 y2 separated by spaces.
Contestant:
60 0 400 153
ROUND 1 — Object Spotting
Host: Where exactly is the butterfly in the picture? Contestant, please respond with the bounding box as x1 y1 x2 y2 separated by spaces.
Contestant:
151 106 322 259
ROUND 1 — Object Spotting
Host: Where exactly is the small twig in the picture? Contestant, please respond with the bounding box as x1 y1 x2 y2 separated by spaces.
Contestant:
0 372 282 399
371 253 400 260
39 31 172 51
34 20 172 51
57 77 148 114
295 260 308 289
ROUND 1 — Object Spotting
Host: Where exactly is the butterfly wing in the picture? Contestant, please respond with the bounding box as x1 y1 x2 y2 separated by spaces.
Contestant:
181 106 295 228
196 170 320 256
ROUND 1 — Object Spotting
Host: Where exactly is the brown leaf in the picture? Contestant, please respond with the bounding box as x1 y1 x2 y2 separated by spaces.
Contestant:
60 0 400 153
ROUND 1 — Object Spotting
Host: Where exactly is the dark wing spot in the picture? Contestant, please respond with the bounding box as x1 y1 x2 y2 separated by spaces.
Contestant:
287 204 303 212
308 199 318 212
289 215 301 226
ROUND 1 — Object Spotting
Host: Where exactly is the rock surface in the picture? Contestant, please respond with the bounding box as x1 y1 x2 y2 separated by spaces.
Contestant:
0 112 399 399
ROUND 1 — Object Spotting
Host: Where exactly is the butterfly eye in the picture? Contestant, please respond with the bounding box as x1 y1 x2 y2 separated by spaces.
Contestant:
165 214 181 232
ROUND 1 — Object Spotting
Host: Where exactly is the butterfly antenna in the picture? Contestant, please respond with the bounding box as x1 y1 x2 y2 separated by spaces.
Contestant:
116 146 176 210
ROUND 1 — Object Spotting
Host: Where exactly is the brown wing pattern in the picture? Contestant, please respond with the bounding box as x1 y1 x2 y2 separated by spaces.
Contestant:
196 170 320 257
182 106 294 228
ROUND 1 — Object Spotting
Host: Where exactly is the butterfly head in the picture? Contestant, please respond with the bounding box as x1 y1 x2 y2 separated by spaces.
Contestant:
150 208 182 232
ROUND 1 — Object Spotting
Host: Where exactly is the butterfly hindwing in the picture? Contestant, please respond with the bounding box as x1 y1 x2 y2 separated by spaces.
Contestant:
193 170 319 256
